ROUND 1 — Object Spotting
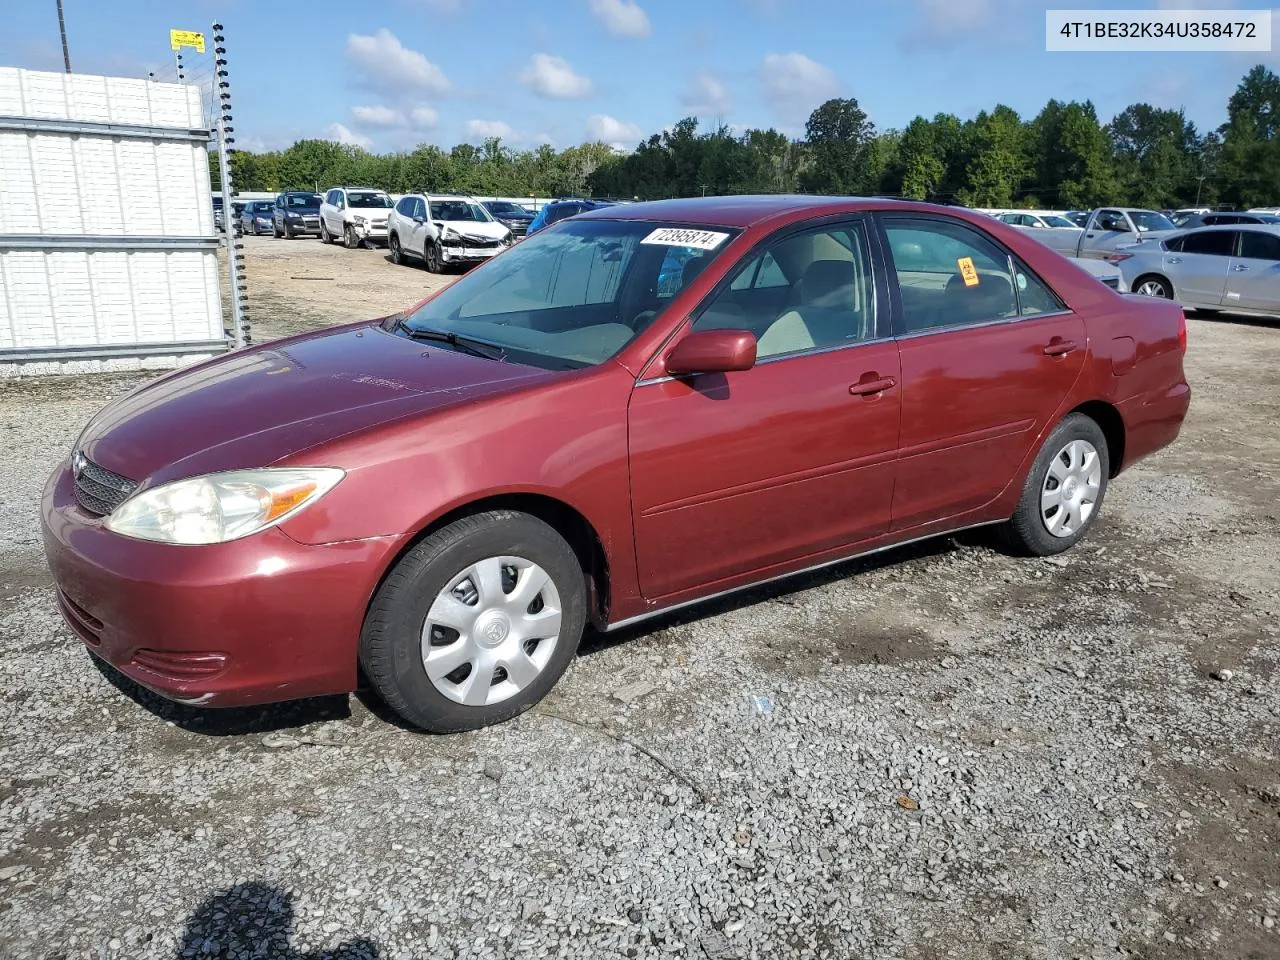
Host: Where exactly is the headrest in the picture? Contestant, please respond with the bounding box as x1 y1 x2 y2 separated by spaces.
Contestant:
800 260 856 308
682 256 708 288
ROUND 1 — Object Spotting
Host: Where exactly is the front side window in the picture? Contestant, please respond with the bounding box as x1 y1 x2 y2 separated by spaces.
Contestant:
1097 210 1127 231
398 220 739 369
693 222 876 359
1180 231 1236 256
1131 211 1176 232
883 217 1020 333
1239 231 1280 260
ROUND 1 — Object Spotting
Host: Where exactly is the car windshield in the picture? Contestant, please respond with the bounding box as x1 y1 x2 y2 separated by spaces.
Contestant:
1131 211 1176 232
248 202 272 213
287 194 320 208
430 200 492 222
348 192 393 208
397 219 739 369
1043 216 1076 228
486 202 526 215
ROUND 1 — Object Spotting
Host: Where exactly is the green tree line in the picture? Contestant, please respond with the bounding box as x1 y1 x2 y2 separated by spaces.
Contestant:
216 64 1280 210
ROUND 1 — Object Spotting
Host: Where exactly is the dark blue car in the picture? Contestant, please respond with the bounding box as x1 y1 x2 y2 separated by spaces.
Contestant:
526 199 617 235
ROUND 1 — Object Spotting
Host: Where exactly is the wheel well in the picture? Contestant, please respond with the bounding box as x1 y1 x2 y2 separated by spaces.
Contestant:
373 494 612 627
1132 273 1172 296
1070 400 1125 477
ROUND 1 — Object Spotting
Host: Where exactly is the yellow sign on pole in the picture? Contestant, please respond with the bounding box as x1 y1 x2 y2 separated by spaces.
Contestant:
169 29 206 53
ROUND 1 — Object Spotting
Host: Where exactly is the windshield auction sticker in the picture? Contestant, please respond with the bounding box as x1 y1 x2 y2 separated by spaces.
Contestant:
1046 9 1270 51
641 228 730 250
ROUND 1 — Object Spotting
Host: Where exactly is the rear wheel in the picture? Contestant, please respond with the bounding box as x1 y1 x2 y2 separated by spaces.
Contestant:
1001 413 1110 556
360 511 586 733
1134 275 1173 299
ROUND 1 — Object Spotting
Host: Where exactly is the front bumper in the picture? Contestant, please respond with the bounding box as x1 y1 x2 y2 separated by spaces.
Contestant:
41 462 402 708
440 243 505 263
284 217 321 236
352 221 389 243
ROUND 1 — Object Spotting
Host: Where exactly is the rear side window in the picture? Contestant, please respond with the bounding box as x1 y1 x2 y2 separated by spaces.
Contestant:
882 217 1019 333
1240 231 1280 260
1180 231 1236 256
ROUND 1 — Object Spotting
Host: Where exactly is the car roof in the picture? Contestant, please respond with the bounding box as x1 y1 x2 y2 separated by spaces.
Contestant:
1178 223 1280 234
572 194 996 229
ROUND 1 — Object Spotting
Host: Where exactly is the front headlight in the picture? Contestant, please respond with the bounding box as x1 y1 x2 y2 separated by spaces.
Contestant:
442 227 460 241
105 468 344 545
287 212 302 219
353 215 369 225
501 232 512 246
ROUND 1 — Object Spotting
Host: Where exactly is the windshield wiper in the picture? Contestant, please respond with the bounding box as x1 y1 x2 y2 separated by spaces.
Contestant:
394 318 506 361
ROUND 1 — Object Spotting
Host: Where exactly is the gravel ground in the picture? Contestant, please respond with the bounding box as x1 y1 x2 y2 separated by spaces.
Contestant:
0 237 1277 959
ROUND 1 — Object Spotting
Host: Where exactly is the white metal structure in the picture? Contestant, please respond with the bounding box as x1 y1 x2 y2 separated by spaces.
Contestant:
0 68 226 376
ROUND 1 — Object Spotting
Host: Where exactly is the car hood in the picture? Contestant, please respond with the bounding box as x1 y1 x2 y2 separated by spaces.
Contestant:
438 220 509 239
78 322 552 485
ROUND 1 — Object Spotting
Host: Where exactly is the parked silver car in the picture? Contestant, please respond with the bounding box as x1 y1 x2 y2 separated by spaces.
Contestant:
1114 224 1280 315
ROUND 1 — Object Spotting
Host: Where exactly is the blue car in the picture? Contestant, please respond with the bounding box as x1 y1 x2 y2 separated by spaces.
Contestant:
526 198 616 235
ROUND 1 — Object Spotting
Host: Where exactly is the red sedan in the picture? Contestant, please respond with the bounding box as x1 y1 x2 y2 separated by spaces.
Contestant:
42 197 1190 732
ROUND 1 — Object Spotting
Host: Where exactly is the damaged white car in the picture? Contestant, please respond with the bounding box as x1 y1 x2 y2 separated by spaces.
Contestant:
387 194 513 272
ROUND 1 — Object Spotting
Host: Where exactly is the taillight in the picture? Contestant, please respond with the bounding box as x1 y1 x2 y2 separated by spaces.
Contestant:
1105 253 1133 263
1177 309 1187 353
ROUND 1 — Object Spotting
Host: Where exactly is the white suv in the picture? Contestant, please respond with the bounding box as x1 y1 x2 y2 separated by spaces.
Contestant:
319 186 394 248
386 194 512 272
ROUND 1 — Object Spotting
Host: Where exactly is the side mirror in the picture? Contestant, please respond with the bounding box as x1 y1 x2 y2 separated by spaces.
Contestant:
413 215 425 224
665 329 757 376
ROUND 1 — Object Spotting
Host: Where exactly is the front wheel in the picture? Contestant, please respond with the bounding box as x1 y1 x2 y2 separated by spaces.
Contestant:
389 233 404 265
1134 275 1173 299
424 241 442 273
1000 413 1110 556
360 511 587 733
344 224 360 249
320 221 333 244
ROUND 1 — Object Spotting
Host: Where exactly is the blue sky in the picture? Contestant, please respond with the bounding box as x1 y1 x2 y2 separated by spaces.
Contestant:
3 0 1276 153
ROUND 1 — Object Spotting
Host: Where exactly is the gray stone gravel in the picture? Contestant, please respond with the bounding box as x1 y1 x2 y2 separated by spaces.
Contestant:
1 284 1277 958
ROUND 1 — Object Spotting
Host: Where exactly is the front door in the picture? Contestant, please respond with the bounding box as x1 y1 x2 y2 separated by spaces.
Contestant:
628 219 902 600
1224 228 1280 312
878 214 1086 530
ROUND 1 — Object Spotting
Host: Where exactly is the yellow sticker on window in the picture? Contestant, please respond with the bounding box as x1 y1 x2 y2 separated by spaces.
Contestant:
958 256 979 287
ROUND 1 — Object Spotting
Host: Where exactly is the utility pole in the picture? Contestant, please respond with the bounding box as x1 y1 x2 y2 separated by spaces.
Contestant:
1195 176 1206 206
56 0 71 72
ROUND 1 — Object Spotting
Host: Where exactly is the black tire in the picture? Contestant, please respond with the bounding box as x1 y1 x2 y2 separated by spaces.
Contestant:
273 221 283 238
284 224 294 239
1000 413 1110 557
1133 274 1173 299
424 241 442 273
320 221 333 244
360 511 587 733
344 224 360 249
389 233 404 265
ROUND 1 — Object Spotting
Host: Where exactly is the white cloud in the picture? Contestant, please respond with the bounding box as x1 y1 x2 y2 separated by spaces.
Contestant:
759 52 839 123
325 122 372 149
409 106 440 127
520 54 594 99
465 118 515 140
587 113 642 149
346 29 451 95
589 0 651 38
682 72 732 117
350 105 405 127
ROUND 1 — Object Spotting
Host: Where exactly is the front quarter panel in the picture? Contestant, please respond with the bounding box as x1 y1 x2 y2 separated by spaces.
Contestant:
276 360 639 599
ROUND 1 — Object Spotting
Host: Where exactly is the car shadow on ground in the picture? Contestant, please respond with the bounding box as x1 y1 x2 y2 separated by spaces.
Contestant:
579 527 989 657
88 654 353 736
1189 308 1280 330
175 882 380 959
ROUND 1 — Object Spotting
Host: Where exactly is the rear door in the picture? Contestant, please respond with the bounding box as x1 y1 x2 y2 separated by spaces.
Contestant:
878 214 1086 531
1224 229 1280 312
1168 230 1234 307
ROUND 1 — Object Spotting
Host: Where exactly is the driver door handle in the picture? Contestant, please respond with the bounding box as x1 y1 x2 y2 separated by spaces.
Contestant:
1233 264 1250 272
1167 256 1182 264
1043 339 1077 357
849 376 896 396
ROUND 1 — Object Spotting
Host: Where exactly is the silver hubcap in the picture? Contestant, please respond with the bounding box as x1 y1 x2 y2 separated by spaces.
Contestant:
421 556 562 706
1041 439 1102 538
1138 280 1166 298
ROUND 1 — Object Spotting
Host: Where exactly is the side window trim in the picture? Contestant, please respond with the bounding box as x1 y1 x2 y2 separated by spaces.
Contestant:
872 212 1071 340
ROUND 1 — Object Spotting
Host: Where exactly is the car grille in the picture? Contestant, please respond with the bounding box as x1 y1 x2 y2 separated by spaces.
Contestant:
461 235 502 248
74 457 137 516
507 222 528 238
